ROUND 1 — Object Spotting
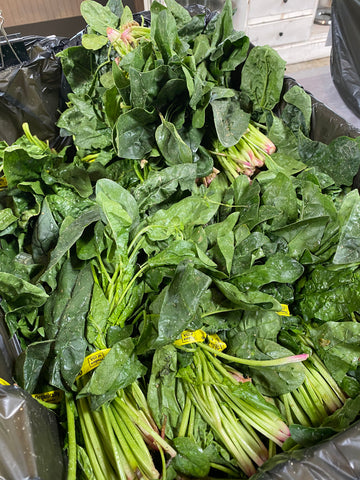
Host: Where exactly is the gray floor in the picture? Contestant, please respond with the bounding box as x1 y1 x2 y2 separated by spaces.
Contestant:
285 57 360 131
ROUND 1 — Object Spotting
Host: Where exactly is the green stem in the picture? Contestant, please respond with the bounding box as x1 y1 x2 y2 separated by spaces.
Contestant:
106 261 123 306
159 446 167 480
309 354 347 404
280 393 294 425
306 363 342 411
186 366 257 477
133 161 144 183
198 342 309 367
128 382 159 432
268 440 277 459
209 463 238 475
65 393 77 480
116 398 177 457
112 400 159 479
220 400 267 465
293 385 322 426
282 392 311 427
102 405 131 480
188 402 196 438
116 263 149 308
78 397 114 480
177 394 192 437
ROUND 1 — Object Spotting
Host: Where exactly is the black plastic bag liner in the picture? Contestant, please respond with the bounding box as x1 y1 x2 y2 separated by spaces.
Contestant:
0 310 21 383
0 35 69 148
0 311 65 480
251 420 360 480
330 0 360 118
0 385 65 480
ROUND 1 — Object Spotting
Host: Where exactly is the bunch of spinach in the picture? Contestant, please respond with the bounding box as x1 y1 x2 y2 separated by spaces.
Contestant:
1 0 360 477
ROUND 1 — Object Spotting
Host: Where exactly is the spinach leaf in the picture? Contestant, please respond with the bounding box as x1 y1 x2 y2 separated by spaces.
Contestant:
47 262 94 391
0 273 48 312
298 134 360 187
147 344 185 438
133 164 198 213
153 262 211 347
333 194 360 264
232 253 304 291
0 208 17 232
272 216 330 260
3 146 45 188
115 107 157 159
240 46 286 113
262 172 298 228
172 437 211 478
214 279 281 311
151 5 186 64
57 46 95 95
309 322 360 384
31 198 59 265
57 94 113 151
288 424 336 448
80 0 119 35
226 310 306 396
298 266 360 322
283 85 312 135
42 206 101 278
79 338 147 407
210 90 250 147
15 340 52 393
155 116 193 166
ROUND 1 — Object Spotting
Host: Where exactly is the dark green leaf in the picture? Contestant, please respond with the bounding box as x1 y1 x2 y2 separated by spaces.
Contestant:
154 262 211 347
289 424 336 448
32 198 59 264
210 91 250 147
298 134 360 187
241 46 286 113
298 267 360 323
147 344 185 438
172 437 211 478
47 263 94 390
115 108 157 159
309 321 360 384
79 338 146 405
155 116 193 166
334 195 360 264
42 206 101 277
80 0 119 35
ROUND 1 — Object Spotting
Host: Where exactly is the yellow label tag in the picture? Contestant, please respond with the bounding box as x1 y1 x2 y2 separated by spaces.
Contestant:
174 329 207 346
32 389 63 404
0 378 10 386
277 304 290 316
0 177 7 189
76 348 111 379
207 333 227 352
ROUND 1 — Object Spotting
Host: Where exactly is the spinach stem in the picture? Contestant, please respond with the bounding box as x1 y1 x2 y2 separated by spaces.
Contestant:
65 392 77 480
159 446 166 480
198 342 308 367
102 405 129 480
78 397 113 480
177 394 192 437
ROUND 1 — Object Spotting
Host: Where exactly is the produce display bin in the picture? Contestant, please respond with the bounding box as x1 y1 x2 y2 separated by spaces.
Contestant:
1 2 360 479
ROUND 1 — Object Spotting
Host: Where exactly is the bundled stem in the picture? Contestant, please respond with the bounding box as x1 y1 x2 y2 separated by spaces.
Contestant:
277 354 347 427
178 347 290 477
209 122 276 182
68 378 175 480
